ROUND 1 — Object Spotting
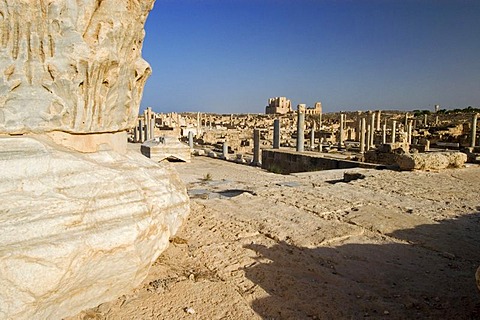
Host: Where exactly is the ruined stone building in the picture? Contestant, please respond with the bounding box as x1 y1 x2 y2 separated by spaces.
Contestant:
298 102 322 115
265 97 292 114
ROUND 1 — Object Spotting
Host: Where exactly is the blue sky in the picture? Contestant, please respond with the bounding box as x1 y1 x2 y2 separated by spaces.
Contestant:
140 0 480 114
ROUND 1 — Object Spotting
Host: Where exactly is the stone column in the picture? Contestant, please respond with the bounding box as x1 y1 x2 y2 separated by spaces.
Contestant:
404 113 409 128
382 123 387 144
139 119 145 143
391 120 396 143
273 119 280 149
296 112 305 152
149 118 155 140
143 122 148 142
471 113 478 147
188 131 194 149
143 110 149 140
360 117 366 153
370 112 376 147
366 124 371 150
197 112 201 136
338 113 344 149
356 111 362 142
310 122 315 149
407 120 413 145
146 107 152 128
253 129 261 166
319 137 323 153
376 110 382 131
134 126 139 143
424 114 428 126
223 141 229 160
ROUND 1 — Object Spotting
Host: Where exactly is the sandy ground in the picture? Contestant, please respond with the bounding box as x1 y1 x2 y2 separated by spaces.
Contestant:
71 156 480 320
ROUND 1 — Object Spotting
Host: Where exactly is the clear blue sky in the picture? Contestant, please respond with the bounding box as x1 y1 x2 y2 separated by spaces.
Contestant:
140 0 480 114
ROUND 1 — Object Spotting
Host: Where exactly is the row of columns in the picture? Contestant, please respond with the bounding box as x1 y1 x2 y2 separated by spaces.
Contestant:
192 111 479 166
133 107 156 143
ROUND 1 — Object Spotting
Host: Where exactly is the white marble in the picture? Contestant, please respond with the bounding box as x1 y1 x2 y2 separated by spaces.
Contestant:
0 0 154 134
0 136 189 319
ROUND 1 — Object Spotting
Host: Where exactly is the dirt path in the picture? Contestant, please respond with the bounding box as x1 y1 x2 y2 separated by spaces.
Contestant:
71 157 480 319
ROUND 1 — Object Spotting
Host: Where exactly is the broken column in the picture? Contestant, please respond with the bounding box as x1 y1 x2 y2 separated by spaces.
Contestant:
139 118 145 143
144 109 149 139
310 122 316 149
273 119 280 149
407 120 413 145
296 111 305 152
338 113 344 149
316 102 323 129
360 117 366 154
370 112 376 147
197 112 201 136
356 111 362 142
382 123 387 144
471 113 478 147
392 121 397 143
188 131 194 149
0 1 189 319
223 140 229 160
149 117 155 140
134 125 140 143
253 129 261 166
366 123 371 151
376 110 382 131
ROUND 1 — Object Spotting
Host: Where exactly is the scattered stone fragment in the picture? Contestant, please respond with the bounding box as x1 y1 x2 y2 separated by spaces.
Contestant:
184 307 196 314
343 172 366 182
395 152 467 171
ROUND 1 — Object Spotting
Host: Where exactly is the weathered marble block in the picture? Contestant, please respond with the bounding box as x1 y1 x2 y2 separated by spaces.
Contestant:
0 0 154 134
0 136 189 319
141 136 192 163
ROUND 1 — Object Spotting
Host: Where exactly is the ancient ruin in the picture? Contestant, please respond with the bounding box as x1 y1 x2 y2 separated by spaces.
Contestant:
138 106 476 174
265 97 292 114
0 1 189 319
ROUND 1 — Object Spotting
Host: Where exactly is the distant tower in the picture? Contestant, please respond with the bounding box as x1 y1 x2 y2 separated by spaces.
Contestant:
265 97 292 114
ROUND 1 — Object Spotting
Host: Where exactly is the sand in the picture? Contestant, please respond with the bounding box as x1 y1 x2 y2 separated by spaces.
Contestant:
70 156 480 319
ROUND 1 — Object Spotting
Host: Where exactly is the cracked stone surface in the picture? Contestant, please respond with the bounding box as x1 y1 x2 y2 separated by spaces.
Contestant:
69 156 480 319
0 137 189 319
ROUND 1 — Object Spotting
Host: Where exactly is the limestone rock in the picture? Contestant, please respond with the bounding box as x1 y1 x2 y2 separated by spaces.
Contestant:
395 152 467 171
0 0 154 134
0 136 189 319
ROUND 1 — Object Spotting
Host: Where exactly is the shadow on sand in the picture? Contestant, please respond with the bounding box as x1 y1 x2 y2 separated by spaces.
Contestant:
244 212 480 319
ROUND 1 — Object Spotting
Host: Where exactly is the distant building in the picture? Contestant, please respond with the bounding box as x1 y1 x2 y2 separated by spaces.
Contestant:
266 97 292 114
297 102 322 115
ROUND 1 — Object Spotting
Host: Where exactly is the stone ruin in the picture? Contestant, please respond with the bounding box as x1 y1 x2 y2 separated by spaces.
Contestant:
143 107 477 171
0 1 189 319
